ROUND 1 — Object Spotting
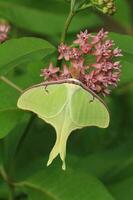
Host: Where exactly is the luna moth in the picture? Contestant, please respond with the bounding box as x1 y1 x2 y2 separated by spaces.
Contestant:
17 78 110 170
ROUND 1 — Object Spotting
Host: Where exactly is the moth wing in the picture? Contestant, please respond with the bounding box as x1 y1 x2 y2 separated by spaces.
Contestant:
70 87 110 128
17 84 67 118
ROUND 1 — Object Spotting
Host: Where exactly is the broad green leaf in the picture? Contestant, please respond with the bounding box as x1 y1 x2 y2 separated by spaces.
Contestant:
0 59 46 157
2 114 32 173
0 60 45 111
0 80 20 111
110 33 133 55
110 33 133 84
77 142 133 181
0 37 55 75
21 167 114 200
109 176 133 200
0 109 30 139
112 0 132 33
8 60 45 89
0 69 31 139
17 81 109 169
0 1 103 39
107 161 133 186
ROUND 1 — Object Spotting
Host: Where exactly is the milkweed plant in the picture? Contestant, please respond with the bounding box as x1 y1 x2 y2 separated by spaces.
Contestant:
17 0 123 170
0 0 125 172
2 0 133 199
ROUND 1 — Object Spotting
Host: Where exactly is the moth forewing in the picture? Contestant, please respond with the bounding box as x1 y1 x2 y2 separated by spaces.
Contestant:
24 78 108 110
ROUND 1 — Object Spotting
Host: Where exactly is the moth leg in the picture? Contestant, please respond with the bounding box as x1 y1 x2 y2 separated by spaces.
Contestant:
89 95 95 103
44 85 49 94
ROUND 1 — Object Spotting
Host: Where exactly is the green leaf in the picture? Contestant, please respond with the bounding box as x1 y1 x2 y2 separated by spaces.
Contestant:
0 37 55 75
0 61 35 110
0 109 30 139
110 33 133 84
21 167 114 200
0 1 103 39
17 81 109 169
0 59 45 149
110 33 133 55
109 176 133 200
112 0 132 32
0 80 20 111
2 114 32 171
7 60 45 89
77 142 133 181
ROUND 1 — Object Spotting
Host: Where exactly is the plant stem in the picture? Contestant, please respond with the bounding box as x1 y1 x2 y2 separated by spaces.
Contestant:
0 76 23 93
60 1 93 43
76 3 92 12
60 11 75 43
57 10 75 67
8 185 15 200
0 166 15 200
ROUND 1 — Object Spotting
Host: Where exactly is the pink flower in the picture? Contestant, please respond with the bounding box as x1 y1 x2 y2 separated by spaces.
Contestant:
92 61 113 72
0 24 10 33
40 63 59 80
41 29 123 96
0 34 8 43
69 48 82 60
104 40 114 48
113 61 121 70
113 48 123 57
81 43 92 54
106 71 120 86
93 42 112 61
85 71 99 91
0 23 10 43
71 58 84 70
91 29 108 44
58 43 70 61
70 59 86 80
74 30 90 45
60 65 71 79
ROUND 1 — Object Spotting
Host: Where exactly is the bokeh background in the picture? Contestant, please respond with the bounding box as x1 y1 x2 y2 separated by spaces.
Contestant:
0 0 133 200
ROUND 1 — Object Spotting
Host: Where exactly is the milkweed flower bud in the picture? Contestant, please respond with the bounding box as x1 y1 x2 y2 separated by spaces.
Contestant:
0 21 10 43
91 0 116 15
41 29 122 96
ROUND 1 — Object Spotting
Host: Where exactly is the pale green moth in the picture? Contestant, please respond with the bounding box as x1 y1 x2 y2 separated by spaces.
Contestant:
17 78 110 170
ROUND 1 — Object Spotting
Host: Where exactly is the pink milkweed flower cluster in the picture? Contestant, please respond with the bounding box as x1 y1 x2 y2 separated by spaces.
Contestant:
0 23 10 43
41 29 122 96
